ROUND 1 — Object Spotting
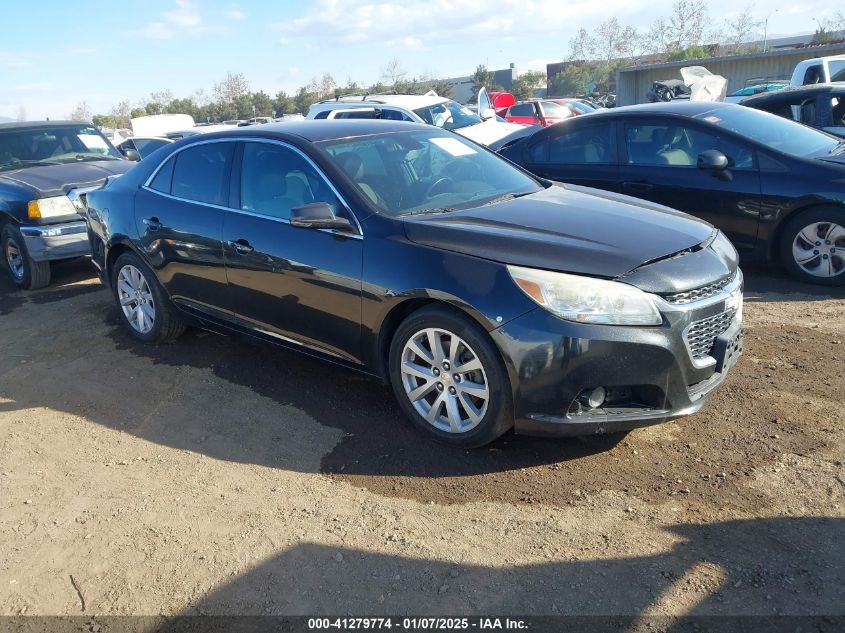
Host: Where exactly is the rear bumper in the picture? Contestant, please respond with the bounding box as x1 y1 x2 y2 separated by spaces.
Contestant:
20 222 89 262
491 274 744 437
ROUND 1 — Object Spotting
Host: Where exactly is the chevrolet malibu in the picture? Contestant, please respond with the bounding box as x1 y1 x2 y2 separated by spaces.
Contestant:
85 121 743 447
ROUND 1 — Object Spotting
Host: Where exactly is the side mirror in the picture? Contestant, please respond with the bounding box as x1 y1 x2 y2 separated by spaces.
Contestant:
123 148 141 162
290 202 354 231
697 149 732 181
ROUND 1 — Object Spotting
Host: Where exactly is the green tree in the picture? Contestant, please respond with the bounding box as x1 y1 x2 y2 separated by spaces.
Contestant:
548 64 590 97
130 107 146 119
471 65 494 99
666 44 711 61
272 90 296 115
511 71 547 100
294 86 319 114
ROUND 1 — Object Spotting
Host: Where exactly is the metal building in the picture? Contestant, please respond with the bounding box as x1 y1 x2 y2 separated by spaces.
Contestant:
615 42 845 106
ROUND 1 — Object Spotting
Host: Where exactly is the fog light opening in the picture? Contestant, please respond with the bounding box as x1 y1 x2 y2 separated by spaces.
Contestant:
580 387 606 410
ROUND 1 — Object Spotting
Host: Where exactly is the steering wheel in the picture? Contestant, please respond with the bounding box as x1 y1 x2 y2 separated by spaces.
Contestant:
426 177 454 197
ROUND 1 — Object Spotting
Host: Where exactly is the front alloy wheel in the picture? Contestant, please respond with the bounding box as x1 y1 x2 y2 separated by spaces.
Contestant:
400 327 490 434
116 264 156 334
389 306 512 447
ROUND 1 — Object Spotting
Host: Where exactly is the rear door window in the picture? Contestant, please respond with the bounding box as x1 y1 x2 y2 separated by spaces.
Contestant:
529 124 615 164
171 142 234 205
508 103 535 117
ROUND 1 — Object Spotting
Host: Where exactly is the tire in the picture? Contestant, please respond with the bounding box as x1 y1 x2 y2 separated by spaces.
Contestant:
2 225 51 290
111 252 186 344
779 207 845 286
388 305 513 448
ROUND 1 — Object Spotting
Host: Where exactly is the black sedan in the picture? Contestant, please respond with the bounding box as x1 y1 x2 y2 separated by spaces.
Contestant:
85 121 743 447
500 102 845 285
741 83 845 138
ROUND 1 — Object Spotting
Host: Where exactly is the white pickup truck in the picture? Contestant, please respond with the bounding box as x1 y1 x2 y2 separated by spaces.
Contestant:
789 55 845 86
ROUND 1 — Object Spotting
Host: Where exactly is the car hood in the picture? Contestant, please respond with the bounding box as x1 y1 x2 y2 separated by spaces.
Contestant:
815 150 845 166
454 118 528 146
402 184 722 289
0 160 134 198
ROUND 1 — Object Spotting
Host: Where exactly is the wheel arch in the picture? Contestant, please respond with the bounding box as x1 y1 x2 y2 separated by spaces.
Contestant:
770 201 845 262
374 297 499 382
104 239 146 287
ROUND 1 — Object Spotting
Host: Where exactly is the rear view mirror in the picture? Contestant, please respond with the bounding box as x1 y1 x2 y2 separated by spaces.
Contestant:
123 148 140 162
480 108 496 120
290 202 354 231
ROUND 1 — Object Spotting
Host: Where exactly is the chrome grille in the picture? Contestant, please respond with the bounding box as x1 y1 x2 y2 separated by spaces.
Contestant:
663 274 735 305
685 310 735 360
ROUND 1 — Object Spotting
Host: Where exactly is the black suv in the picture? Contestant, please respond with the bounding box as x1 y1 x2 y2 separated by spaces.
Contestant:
0 121 132 289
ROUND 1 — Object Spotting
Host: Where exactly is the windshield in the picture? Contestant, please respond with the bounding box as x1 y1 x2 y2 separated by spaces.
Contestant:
0 124 122 172
695 106 840 157
412 100 482 131
318 130 543 217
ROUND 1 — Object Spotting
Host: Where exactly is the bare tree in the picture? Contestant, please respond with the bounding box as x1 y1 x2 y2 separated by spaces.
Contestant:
568 28 593 61
213 72 250 103
646 0 713 54
381 58 407 85
723 4 763 52
594 18 641 64
306 72 337 99
69 101 92 122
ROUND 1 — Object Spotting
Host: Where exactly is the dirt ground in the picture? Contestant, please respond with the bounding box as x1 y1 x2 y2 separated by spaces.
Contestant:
0 259 843 619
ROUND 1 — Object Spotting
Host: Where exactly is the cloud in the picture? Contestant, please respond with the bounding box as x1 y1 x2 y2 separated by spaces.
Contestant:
0 53 31 69
11 82 53 93
164 0 201 27
223 4 246 20
141 0 210 40
271 0 637 48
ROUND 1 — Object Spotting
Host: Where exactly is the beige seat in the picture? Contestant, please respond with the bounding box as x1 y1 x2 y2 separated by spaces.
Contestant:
335 152 387 207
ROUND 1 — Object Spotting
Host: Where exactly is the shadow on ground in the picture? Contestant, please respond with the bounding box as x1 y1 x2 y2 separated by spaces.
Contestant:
156 517 843 621
1 264 841 506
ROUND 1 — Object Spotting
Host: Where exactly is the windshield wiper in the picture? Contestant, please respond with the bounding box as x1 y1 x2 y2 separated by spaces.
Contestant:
399 207 459 217
829 141 845 155
479 191 533 207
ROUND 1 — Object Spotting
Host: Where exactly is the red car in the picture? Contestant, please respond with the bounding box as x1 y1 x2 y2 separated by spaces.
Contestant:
504 100 581 127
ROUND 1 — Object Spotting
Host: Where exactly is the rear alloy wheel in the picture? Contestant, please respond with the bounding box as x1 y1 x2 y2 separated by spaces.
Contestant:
2 225 51 290
116 264 156 335
111 252 186 344
389 306 512 447
780 208 845 285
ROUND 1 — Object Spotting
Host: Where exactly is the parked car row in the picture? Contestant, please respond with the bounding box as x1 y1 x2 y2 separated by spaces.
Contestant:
2 91 842 448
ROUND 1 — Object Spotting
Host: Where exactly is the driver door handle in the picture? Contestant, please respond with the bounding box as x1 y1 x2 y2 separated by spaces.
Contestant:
227 239 254 254
622 181 654 192
142 216 162 231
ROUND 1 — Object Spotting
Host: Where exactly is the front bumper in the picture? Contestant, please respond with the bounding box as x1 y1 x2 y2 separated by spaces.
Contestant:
492 273 744 437
20 222 89 262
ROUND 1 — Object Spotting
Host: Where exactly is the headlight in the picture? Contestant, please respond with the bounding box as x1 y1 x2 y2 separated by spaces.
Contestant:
507 265 662 326
27 196 77 220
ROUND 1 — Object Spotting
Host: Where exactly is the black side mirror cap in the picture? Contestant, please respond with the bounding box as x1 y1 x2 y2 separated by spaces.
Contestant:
290 202 355 231
697 149 729 171
123 148 141 162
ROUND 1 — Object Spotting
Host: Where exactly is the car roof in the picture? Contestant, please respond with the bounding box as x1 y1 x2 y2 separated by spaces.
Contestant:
605 101 739 117
187 119 435 143
0 120 91 130
316 94 449 110
741 83 845 104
